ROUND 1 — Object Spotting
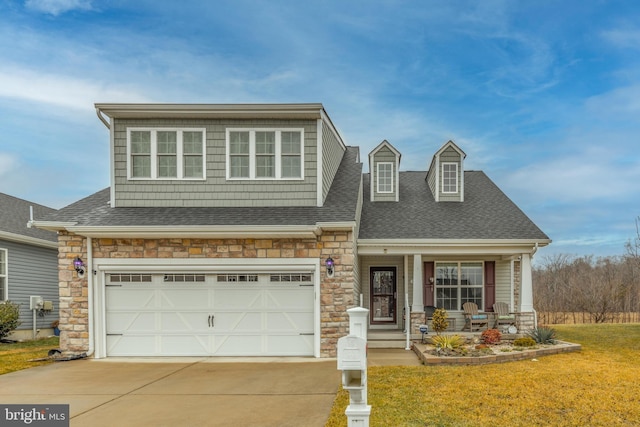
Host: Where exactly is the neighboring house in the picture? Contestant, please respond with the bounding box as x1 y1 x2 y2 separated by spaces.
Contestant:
33 103 550 358
0 193 59 340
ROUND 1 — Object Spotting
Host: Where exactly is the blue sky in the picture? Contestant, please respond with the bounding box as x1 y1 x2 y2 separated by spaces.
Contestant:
1 0 639 261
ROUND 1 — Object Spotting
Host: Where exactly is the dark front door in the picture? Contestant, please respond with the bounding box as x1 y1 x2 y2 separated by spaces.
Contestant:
370 267 396 324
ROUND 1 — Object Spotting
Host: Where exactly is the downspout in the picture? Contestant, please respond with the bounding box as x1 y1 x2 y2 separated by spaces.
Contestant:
95 107 110 129
86 236 94 358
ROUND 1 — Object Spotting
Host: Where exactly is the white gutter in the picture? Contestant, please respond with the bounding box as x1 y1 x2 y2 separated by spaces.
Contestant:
95 107 110 129
0 230 58 249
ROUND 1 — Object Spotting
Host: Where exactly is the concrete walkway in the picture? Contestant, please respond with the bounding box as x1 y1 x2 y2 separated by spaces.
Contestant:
0 349 422 426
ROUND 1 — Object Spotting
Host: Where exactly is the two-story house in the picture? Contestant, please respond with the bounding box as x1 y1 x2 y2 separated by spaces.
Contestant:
33 103 550 358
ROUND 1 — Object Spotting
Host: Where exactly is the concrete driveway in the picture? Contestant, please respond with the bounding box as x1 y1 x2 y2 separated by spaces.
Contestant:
0 358 341 427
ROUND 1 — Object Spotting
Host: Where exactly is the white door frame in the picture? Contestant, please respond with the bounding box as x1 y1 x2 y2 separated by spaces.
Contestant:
91 257 321 358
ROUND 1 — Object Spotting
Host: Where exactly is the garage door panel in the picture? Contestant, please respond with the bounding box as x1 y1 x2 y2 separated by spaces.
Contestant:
106 289 155 308
107 312 156 333
107 335 156 356
265 289 314 308
212 289 261 308
267 312 314 331
160 312 210 332
160 335 210 356
159 289 210 309
216 312 261 332
213 335 262 356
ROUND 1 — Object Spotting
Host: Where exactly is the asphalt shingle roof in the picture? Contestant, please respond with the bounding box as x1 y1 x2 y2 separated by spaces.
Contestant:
43 147 363 227
0 193 58 242
359 171 549 240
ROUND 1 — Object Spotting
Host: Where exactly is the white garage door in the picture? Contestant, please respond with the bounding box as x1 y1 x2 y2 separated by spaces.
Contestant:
105 272 315 357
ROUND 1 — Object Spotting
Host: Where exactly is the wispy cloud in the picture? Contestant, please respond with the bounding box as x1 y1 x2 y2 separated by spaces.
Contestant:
601 28 640 49
25 0 93 16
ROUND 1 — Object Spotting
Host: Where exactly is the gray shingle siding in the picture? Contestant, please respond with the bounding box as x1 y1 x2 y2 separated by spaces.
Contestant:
321 120 345 204
44 147 363 227
113 118 319 207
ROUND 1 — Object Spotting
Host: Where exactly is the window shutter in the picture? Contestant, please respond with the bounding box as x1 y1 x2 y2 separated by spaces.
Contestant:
484 261 495 312
423 262 435 307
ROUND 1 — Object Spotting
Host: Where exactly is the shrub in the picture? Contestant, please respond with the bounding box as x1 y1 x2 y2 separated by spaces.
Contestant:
527 326 557 344
431 308 449 335
431 334 464 350
0 301 21 340
481 328 502 345
513 336 537 347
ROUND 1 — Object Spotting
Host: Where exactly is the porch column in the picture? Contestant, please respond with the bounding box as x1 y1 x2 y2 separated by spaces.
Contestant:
520 253 534 312
412 254 424 312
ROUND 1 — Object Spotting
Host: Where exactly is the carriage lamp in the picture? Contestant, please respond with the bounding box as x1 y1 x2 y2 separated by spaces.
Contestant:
325 256 335 277
73 257 86 278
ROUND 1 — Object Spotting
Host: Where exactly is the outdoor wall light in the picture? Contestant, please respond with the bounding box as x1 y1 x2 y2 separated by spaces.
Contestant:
73 256 86 278
325 256 335 277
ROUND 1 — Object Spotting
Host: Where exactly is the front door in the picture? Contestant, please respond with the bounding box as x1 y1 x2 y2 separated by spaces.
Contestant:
370 267 396 324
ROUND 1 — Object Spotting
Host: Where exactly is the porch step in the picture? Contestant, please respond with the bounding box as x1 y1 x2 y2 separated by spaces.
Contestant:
367 331 410 349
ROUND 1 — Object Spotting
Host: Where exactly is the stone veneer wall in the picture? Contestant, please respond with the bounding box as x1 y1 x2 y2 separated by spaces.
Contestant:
57 230 355 358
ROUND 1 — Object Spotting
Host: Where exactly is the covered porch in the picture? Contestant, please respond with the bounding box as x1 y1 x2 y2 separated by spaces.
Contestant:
357 240 543 340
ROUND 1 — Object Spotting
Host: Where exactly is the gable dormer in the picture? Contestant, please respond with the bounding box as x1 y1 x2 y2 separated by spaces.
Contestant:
368 140 401 202
426 140 466 202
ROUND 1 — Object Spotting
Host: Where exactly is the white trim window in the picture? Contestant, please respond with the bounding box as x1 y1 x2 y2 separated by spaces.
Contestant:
435 261 483 310
442 162 458 193
377 162 393 193
226 129 304 180
0 249 7 301
127 128 206 180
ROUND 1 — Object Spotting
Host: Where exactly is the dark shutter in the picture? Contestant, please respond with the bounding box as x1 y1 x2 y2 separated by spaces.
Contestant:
484 261 495 312
423 262 435 307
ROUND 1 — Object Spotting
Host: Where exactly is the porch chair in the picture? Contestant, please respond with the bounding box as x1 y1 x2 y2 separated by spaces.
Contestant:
493 302 517 332
462 302 489 332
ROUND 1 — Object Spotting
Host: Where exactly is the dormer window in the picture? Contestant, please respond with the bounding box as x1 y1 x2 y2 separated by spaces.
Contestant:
377 162 393 193
442 163 458 193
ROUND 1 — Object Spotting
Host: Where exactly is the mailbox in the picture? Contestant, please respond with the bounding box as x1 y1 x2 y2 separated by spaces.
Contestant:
337 335 368 406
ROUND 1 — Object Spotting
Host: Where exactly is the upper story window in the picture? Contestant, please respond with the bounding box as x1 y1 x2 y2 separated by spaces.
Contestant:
435 262 483 310
0 249 7 300
442 163 458 193
226 129 304 180
127 128 206 180
377 162 393 193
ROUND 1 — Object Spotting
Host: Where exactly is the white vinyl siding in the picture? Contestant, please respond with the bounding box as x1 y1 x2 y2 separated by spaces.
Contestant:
226 129 304 180
127 128 206 180
442 162 458 193
377 162 393 193
0 249 6 300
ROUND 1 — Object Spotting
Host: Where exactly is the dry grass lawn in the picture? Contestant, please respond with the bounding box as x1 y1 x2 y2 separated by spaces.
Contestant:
0 337 60 375
326 324 640 426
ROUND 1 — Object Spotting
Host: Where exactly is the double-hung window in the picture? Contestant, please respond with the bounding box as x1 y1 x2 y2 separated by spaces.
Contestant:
0 249 7 301
226 129 304 180
435 262 483 310
127 128 206 180
377 162 393 193
442 163 458 193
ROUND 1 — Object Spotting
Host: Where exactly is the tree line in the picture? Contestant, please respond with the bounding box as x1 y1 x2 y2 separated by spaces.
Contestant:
533 217 640 324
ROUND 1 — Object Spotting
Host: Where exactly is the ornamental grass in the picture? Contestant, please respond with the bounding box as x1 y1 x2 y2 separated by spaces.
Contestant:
326 324 640 426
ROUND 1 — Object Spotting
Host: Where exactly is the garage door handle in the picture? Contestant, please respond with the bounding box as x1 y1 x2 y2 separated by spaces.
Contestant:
211 315 214 327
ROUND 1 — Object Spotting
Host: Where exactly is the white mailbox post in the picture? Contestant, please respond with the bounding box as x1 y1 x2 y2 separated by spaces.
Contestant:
337 335 371 426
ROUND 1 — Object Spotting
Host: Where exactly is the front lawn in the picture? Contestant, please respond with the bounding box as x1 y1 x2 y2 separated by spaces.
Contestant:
0 337 60 375
326 324 640 426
